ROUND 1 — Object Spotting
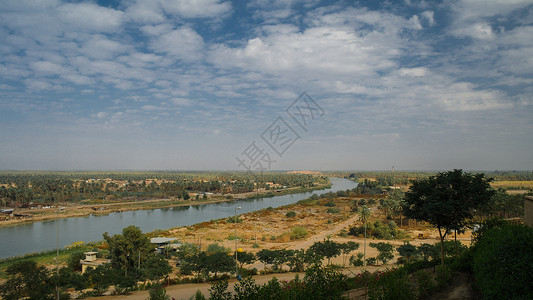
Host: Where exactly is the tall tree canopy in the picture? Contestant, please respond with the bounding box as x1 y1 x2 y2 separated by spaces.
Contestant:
103 225 153 275
403 169 494 264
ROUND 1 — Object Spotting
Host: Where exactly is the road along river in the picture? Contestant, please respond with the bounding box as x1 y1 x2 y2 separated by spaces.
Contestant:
0 178 357 259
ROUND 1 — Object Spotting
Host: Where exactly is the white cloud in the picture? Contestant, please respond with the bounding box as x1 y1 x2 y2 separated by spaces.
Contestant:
421 11 435 26
150 27 205 61
159 0 232 18
436 83 511 111
398 67 428 77
170 98 193 106
453 22 494 40
57 2 124 32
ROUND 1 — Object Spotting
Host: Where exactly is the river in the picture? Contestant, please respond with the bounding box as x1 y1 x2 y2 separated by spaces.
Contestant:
0 178 357 259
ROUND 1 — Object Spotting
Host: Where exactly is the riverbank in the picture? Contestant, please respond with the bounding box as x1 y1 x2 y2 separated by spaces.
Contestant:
0 183 331 227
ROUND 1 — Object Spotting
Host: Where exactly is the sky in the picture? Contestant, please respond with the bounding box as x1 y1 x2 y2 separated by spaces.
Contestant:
0 0 532 171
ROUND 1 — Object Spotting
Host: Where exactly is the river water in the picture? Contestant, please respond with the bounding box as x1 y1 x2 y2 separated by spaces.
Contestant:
0 178 357 259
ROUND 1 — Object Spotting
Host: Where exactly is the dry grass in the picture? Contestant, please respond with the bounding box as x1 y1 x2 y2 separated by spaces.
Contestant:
491 180 533 189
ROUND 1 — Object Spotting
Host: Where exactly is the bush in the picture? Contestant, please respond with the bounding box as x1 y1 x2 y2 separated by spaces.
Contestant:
324 201 336 207
435 265 452 289
285 211 296 218
349 220 407 239
147 283 170 300
416 270 435 298
67 251 86 271
368 269 415 300
326 207 341 214
473 224 533 299
350 253 364 266
290 227 309 240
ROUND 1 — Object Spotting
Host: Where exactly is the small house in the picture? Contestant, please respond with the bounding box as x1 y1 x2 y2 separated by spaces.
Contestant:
80 252 111 273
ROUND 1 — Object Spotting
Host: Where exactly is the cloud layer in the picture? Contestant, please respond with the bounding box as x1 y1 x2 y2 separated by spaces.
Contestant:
0 0 532 170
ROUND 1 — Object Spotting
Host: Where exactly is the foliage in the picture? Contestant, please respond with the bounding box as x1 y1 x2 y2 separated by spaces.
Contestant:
340 241 359 266
435 264 452 289
369 242 394 265
256 249 292 271
416 270 435 298
0 260 54 300
368 268 415 300
206 243 230 254
350 253 364 266
190 289 207 300
397 242 418 263
309 239 342 265
83 264 118 296
326 207 341 213
235 251 255 269
226 216 242 223
147 283 170 300
403 169 494 264
209 265 348 300
289 226 308 240
349 220 407 239
0 171 322 205
323 201 336 207
67 250 85 271
103 225 153 276
285 210 296 218
417 243 439 262
477 188 525 218
142 255 172 282
473 224 533 299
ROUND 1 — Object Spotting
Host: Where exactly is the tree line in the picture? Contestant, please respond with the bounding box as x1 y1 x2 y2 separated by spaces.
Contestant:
0 172 326 207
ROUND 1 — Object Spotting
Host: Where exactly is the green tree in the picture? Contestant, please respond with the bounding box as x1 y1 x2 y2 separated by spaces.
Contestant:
83 264 117 296
235 251 256 269
143 255 172 282
473 224 533 300
147 283 170 300
200 251 235 278
369 242 394 265
397 241 418 263
103 225 153 276
206 243 229 255
340 241 359 266
309 239 342 265
0 260 54 300
67 251 85 271
403 169 494 264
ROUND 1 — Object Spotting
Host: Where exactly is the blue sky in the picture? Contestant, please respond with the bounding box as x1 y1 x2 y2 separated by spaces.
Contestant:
1 0 532 171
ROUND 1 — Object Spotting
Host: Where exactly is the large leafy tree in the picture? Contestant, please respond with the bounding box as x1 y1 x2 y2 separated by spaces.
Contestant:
0 260 54 300
103 225 154 276
403 169 494 264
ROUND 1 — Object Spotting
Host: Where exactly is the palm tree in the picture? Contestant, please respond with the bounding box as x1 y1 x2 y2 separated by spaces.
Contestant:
359 205 371 266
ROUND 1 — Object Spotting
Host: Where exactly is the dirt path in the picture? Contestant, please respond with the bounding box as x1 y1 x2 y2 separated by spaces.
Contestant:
99 266 388 300
291 213 360 250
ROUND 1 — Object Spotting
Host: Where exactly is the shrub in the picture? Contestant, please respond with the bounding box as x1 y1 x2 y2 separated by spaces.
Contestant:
290 227 309 240
324 201 336 207
416 270 435 298
326 207 341 214
225 216 242 223
350 253 364 266
368 269 415 300
285 211 297 218
473 224 533 299
435 265 452 289
349 220 407 239
67 251 86 271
